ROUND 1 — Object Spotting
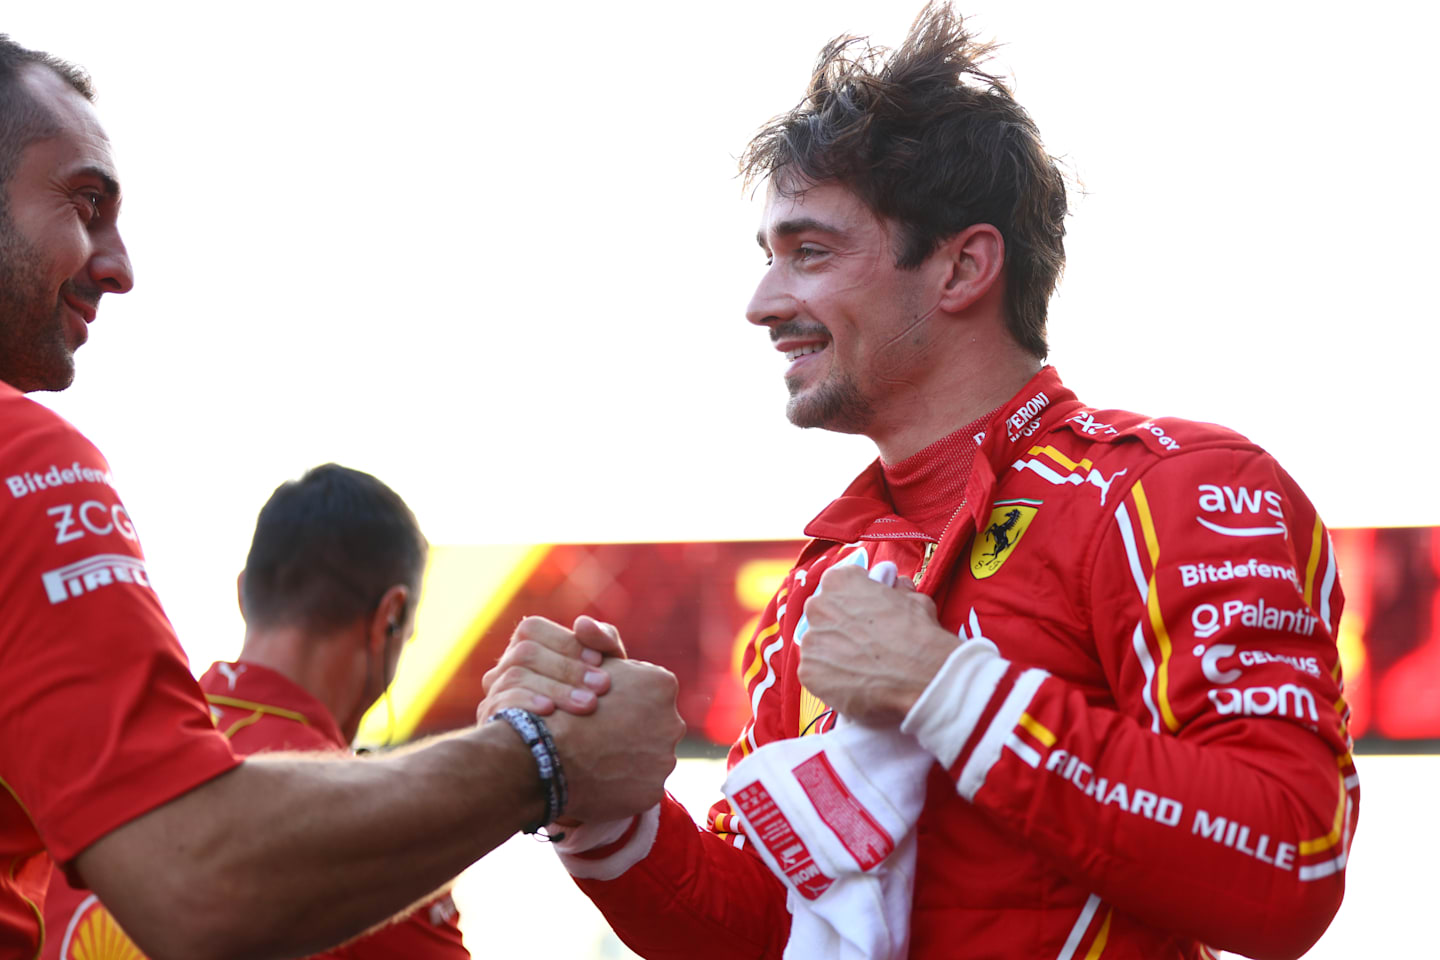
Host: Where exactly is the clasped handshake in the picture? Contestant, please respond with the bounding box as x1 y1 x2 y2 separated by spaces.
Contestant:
477 562 958 829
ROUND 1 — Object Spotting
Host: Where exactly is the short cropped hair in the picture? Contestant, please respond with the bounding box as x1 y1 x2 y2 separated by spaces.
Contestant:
0 36 93 196
741 2 1067 358
241 464 428 632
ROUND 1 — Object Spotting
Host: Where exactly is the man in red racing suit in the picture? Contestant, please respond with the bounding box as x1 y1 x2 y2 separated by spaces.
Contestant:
476 6 1357 958
550 366 1356 960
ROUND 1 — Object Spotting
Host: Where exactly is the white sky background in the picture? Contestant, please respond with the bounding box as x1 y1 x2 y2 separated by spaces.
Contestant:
7 1 1436 671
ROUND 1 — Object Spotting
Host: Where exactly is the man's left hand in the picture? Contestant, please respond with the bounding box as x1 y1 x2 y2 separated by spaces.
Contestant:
798 564 959 726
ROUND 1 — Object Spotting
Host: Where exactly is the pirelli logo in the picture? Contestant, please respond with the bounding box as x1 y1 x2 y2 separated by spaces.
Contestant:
42 553 151 604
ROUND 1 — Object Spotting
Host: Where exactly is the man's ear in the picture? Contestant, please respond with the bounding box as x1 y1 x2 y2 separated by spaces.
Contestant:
235 571 246 618
934 223 1005 315
369 584 411 653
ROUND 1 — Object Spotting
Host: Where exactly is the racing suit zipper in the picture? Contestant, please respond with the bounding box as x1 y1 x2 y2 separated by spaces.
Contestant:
916 498 969 589
915 541 939 586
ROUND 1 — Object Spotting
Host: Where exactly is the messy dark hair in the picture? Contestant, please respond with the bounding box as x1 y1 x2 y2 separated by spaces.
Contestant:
0 36 93 197
241 464 428 633
741 2 1067 358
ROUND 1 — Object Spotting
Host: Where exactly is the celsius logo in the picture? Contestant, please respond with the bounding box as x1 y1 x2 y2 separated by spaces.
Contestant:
41 554 152 604
1006 392 1050 442
1191 642 1322 684
1195 642 1243 684
1195 484 1287 538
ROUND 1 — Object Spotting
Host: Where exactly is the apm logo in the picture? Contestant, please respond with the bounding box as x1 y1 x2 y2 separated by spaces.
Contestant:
970 499 1041 579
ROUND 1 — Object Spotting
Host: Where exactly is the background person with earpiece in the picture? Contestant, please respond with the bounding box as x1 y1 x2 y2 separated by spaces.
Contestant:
43 463 470 960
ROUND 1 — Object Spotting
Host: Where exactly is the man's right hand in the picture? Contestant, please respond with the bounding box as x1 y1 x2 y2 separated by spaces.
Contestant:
544 658 685 822
481 615 627 715
480 615 684 823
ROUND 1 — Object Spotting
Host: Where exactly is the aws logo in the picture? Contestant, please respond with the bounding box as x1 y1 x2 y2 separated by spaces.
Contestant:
971 499 1041 579
1196 484 1287 538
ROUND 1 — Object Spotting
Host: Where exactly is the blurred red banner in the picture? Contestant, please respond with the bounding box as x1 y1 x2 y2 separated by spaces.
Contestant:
412 530 1436 748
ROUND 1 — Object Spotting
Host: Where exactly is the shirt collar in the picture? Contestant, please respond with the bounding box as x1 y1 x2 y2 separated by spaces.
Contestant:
199 660 349 749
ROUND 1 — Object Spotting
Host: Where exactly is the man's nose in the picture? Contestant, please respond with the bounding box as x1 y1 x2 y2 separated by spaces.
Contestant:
89 224 134 294
745 267 796 328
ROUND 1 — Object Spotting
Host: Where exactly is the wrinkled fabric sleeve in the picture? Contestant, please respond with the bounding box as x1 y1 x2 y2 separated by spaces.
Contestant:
563 580 795 959
903 446 1355 960
0 415 239 866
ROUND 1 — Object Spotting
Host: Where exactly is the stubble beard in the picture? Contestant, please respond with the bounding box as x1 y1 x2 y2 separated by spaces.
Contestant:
785 370 875 434
0 207 75 393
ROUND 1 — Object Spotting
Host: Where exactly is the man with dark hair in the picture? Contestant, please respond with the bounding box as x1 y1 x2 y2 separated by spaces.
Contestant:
239 462 429 641
0 34 684 960
44 463 473 959
482 4 1357 958
0 38 120 394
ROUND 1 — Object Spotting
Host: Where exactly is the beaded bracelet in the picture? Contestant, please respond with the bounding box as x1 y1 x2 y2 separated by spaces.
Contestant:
487 707 568 833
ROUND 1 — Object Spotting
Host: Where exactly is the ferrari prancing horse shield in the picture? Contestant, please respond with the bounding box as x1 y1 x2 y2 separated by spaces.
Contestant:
970 498 1041 579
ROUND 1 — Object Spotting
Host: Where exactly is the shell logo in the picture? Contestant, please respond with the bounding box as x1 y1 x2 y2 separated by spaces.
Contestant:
797 685 829 737
60 896 144 960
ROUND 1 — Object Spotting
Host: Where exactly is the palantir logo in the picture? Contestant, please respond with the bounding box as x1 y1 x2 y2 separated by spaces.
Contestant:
41 553 151 604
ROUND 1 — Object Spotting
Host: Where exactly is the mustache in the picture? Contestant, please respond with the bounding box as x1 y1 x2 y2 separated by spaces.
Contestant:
60 279 101 310
768 321 830 344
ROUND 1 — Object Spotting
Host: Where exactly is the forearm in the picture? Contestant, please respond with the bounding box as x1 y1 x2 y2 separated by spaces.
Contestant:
564 794 790 960
78 723 542 960
906 661 1353 959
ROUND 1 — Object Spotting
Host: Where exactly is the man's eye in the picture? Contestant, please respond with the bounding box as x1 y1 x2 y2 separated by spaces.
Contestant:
78 192 102 220
797 246 824 261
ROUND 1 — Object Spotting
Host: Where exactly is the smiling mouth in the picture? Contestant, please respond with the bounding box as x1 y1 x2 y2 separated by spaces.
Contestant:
784 343 827 361
61 293 98 325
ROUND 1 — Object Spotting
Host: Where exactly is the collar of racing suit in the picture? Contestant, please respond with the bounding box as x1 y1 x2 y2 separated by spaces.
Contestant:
880 406 1000 538
800 365 1084 599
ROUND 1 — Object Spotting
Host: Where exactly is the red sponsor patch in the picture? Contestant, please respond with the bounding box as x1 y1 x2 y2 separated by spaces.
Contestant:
732 780 834 900
792 752 895 870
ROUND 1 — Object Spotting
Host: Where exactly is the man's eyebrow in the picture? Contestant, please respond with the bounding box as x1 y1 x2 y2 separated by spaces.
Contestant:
775 217 844 237
72 165 121 198
757 217 846 249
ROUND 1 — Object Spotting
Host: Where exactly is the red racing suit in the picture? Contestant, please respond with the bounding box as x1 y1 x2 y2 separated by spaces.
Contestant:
0 383 241 958
563 367 1357 960
42 660 471 960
